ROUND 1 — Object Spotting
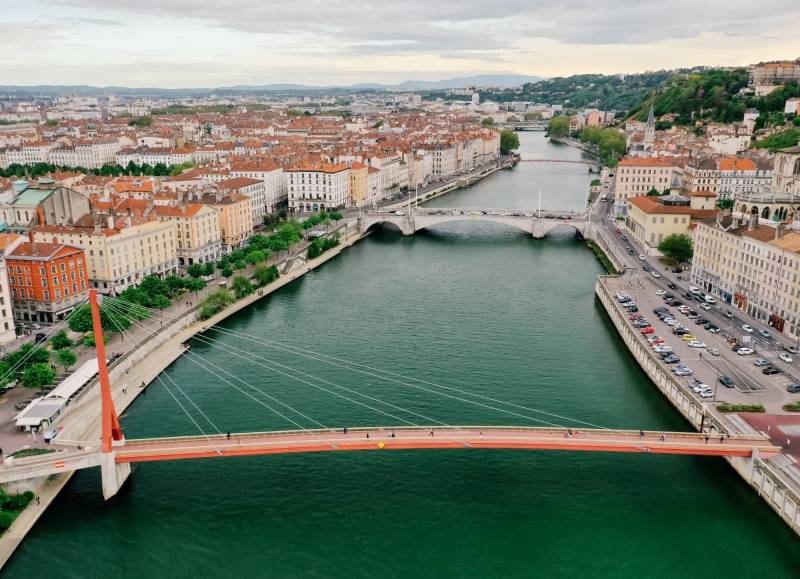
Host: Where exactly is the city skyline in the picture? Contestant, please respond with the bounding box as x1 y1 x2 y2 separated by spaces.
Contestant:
4 0 800 87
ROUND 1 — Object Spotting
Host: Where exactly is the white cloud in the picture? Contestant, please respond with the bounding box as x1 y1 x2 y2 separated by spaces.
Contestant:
2 0 798 86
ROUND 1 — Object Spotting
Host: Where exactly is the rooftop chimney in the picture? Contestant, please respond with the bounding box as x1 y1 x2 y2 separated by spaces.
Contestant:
776 221 786 240
748 212 758 231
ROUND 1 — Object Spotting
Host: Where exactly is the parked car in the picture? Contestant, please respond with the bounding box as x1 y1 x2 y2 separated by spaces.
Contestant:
651 271 661 278
708 348 720 356
655 290 666 296
742 324 754 333
704 296 716 304
695 318 708 325
640 327 655 334
674 366 693 376
779 352 793 363
753 358 770 367
787 384 800 394
762 366 783 375
723 310 734 319
699 303 711 310
667 283 678 290
638 255 646 261
719 376 734 388
687 341 707 348
737 347 754 355
34 332 47 344
698 388 714 399
759 330 772 339
784 346 800 355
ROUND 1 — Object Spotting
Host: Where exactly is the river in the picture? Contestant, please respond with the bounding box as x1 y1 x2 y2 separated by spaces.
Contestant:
5 133 800 578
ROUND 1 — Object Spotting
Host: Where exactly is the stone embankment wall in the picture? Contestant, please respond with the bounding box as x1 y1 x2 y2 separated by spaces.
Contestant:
596 275 800 535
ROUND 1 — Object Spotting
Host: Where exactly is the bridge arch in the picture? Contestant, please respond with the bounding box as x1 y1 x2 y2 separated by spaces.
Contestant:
412 214 534 236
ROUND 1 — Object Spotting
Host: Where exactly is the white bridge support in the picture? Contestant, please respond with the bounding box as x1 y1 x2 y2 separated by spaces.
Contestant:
359 208 590 239
100 452 131 500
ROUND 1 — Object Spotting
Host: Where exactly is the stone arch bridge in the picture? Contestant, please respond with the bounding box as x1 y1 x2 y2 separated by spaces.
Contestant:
359 208 590 239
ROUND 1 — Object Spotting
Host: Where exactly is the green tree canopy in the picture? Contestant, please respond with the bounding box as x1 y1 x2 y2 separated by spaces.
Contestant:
49 330 72 350
55 348 77 371
22 363 56 390
499 129 520 154
658 233 694 263
547 116 571 138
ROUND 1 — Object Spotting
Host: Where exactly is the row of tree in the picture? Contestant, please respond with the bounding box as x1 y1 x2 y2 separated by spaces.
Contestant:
0 161 195 179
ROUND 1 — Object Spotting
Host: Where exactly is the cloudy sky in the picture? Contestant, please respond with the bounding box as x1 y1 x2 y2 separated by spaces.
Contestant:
3 0 799 87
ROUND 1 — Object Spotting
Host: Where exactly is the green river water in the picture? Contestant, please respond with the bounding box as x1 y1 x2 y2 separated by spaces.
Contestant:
4 134 800 578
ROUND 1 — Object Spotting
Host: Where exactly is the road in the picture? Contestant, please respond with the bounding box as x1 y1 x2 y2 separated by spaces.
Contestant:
591 195 800 412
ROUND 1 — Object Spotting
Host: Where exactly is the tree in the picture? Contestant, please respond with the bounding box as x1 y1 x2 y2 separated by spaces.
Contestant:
165 275 185 296
49 330 72 350
547 116 570 138
183 277 206 293
198 288 234 320
658 233 693 263
646 188 661 196
499 130 520 154
187 264 205 278
222 266 234 278
245 249 266 264
232 275 254 299
22 363 56 390
253 263 279 286
68 304 94 333
55 349 77 371
524 112 542 121
481 118 494 127
150 294 171 310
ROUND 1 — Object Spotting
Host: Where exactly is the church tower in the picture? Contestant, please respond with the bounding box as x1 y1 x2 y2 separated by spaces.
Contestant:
644 104 655 147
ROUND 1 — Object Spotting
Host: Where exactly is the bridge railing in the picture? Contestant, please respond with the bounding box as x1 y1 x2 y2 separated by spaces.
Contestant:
368 208 588 218
122 425 769 446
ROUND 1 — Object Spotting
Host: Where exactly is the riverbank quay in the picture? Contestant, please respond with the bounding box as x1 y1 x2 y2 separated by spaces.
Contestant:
0 221 370 568
595 275 800 536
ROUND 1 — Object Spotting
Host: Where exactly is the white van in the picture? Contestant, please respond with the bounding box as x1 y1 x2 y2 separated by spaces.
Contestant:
704 295 716 304
689 286 701 295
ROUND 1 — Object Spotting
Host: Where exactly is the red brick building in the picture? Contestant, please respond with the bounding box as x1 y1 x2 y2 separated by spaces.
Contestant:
6 242 88 323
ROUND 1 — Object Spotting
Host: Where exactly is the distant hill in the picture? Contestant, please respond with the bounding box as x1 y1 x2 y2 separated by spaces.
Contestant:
628 68 799 129
0 75 542 97
485 70 678 110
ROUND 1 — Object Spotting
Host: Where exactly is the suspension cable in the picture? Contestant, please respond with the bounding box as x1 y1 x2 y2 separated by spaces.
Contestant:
127 302 605 429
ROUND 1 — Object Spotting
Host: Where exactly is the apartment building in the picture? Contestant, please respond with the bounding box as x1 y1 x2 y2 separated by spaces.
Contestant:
5 242 88 323
613 157 682 212
625 195 693 254
30 217 179 294
153 203 221 267
229 160 287 214
218 177 267 224
287 164 350 213
0 234 25 343
197 192 253 251
692 216 800 338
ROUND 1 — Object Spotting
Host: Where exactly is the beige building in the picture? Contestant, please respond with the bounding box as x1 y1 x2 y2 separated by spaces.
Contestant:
625 195 693 254
30 217 178 294
613 157 682 212
154 203 221 267
349 163 368 207
198 192 253 252
692 216 800 338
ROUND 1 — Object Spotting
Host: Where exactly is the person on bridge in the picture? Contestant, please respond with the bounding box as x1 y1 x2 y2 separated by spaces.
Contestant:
343 427 348 435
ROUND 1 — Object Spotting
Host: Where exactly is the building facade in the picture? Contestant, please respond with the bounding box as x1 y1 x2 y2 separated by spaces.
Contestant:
6 242 88 323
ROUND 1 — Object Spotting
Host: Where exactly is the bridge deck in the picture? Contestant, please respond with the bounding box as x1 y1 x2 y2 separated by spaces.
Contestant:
114 426 779 463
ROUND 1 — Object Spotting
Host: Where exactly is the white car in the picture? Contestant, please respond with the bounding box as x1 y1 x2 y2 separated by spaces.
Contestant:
638 255 646 261
699 303 711 310
742 324 754 333
687 341 707 348
708 348 720 356
779 352 793 363
704 296 716 304
654 346 673 353
699 388 714 399
737 347 754 355
665 319 678 326
689 286 702 295
691 382 708 393
674 367 693 376
651 271 661 278
655 290 667 296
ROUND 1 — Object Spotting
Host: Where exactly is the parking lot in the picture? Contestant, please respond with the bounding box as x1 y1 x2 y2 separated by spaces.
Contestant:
606 275 799 413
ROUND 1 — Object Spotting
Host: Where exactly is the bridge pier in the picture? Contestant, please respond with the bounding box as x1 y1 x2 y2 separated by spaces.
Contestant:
100 452 131 501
